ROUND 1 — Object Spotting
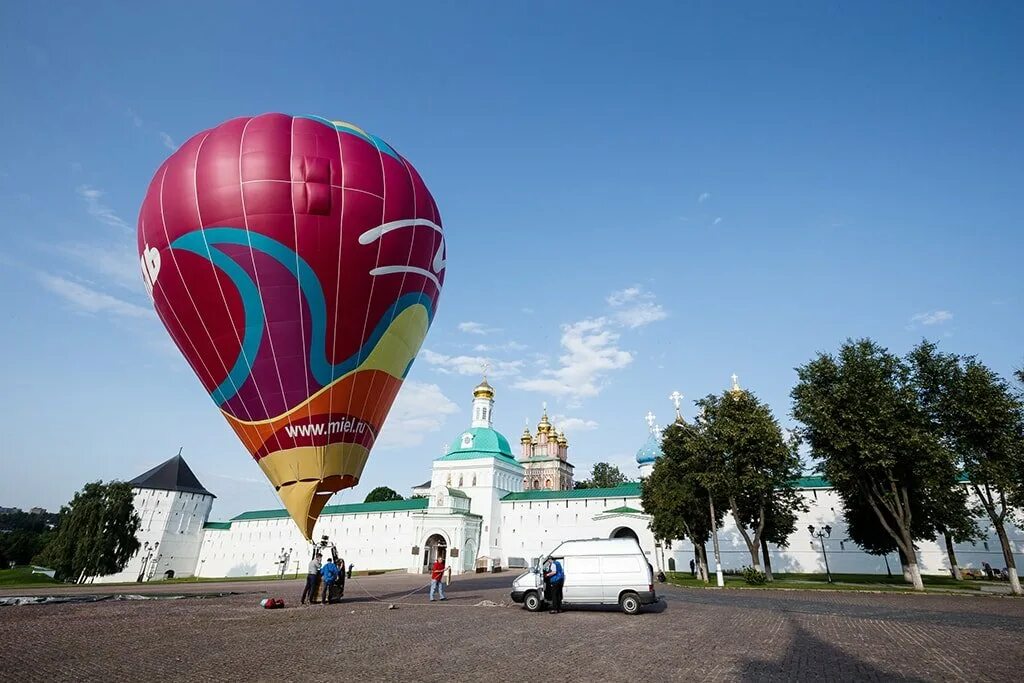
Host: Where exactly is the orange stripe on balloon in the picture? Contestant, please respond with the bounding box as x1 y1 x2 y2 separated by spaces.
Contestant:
222 369 404 458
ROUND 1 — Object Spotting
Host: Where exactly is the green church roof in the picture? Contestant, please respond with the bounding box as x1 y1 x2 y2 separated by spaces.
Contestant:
793 476 830 489
231 497 429 522
437 427 519 465
603 506 646 515
203 521 232 530
502 482 642 502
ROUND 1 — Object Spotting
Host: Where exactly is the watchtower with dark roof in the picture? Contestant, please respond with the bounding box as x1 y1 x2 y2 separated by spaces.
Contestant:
91 452 216 584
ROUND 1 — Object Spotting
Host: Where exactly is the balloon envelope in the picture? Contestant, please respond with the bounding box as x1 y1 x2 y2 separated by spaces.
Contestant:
137 114 445 538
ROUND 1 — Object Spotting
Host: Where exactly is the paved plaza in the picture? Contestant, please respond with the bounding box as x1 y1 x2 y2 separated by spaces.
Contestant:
1 573 1022 682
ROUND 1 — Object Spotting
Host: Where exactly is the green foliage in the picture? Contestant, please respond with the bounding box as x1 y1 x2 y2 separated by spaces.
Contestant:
909 341 1024 592
363 486 403 503
741 566 767 585
695 389 804 568
0 510 59 567
35 481 140 582
575 462 628 490
792 338 963 589
642 421 727 548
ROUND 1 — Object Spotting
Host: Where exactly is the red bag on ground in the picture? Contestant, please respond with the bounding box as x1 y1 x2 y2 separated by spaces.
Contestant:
260 598 285 609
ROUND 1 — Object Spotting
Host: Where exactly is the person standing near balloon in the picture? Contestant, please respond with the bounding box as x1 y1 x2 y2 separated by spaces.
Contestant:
320 556 339 605
429 555 447 601
300 551 322 605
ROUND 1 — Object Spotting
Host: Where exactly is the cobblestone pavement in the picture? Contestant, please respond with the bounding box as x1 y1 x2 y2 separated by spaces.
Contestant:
1 573 1021 682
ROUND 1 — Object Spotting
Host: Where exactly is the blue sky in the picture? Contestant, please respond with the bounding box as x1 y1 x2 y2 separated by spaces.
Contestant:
1 1 1021 518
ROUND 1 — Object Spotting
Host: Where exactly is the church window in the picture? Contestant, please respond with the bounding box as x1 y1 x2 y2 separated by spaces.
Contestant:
459 474 464 487
532 479 539 489
472 474 477 487
446 474 452 486
545 479 552 490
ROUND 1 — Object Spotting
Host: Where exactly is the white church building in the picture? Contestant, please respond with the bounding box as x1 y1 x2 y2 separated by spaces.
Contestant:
99 380 1024 583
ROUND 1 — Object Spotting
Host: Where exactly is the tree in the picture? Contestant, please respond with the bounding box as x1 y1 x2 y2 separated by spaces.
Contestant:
575 462 628 490
910 341 1024 594
697 389 803 577
0 510 58 567
642 421 727 583
36 481 140 583
759 493 805 582
792 339 960 591
364 486 403 503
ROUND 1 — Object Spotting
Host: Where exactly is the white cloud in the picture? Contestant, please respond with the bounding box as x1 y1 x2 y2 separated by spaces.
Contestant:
38 273 151 318
127 108 143 128
77 185 131 231
159 132 178 151
713 217 722 225
698 192 711 203
551 415 599 433
56 241 140 291
420 350 524 378
457 321 502 335
472 341 528 353
606 285 668 328
522 307 535 315
373 381 459 450
910 310 953 326
515 317 633 401
606 286 642 307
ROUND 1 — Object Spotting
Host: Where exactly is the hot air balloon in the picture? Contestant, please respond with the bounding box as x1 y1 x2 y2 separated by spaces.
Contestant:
137 114 445 538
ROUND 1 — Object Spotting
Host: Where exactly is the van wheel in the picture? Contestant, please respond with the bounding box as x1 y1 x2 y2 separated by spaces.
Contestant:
619 592 641 615
524 591 542 612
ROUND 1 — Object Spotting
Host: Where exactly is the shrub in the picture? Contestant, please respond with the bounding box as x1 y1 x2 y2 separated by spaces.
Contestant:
742 566 767 585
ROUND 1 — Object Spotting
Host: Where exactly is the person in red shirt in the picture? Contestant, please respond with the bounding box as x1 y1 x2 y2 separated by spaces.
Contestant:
429 555 447 601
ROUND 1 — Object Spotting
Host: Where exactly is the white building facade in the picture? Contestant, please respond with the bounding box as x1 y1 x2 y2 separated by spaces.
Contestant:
102 382 1024 582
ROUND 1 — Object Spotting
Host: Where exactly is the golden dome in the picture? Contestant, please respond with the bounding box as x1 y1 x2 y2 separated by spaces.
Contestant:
557 430 568 446
473 378 494 399
520 425 532 444
537 411 551 433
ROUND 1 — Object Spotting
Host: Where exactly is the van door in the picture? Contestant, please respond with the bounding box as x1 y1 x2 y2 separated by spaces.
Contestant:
562 556 602 603
600 555 644 604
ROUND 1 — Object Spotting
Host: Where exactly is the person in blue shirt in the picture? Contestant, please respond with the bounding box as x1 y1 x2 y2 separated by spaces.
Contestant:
320 557 339 605
544 557 564 614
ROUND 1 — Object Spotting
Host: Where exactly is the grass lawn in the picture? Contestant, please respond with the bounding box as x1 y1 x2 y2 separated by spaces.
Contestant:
665 571 987 593
0 567 403 590
0 566 59 586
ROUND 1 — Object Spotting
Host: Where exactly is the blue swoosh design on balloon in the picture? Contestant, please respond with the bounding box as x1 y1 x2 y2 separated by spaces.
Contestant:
170 227 434 406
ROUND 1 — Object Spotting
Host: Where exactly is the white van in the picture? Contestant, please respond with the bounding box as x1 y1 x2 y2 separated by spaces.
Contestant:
510 538 658 615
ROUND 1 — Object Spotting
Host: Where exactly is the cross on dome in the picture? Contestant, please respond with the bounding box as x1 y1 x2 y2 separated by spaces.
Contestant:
730 373 743 401
645 411 656 430
669 390 683 421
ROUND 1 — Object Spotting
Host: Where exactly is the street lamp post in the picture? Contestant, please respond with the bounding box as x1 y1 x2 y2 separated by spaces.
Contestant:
808 525 833 584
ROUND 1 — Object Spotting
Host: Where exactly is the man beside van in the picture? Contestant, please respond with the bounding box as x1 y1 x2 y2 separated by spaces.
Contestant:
544 557 564 614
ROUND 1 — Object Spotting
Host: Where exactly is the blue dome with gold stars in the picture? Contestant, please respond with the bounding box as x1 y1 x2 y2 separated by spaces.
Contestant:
636 432 662 465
